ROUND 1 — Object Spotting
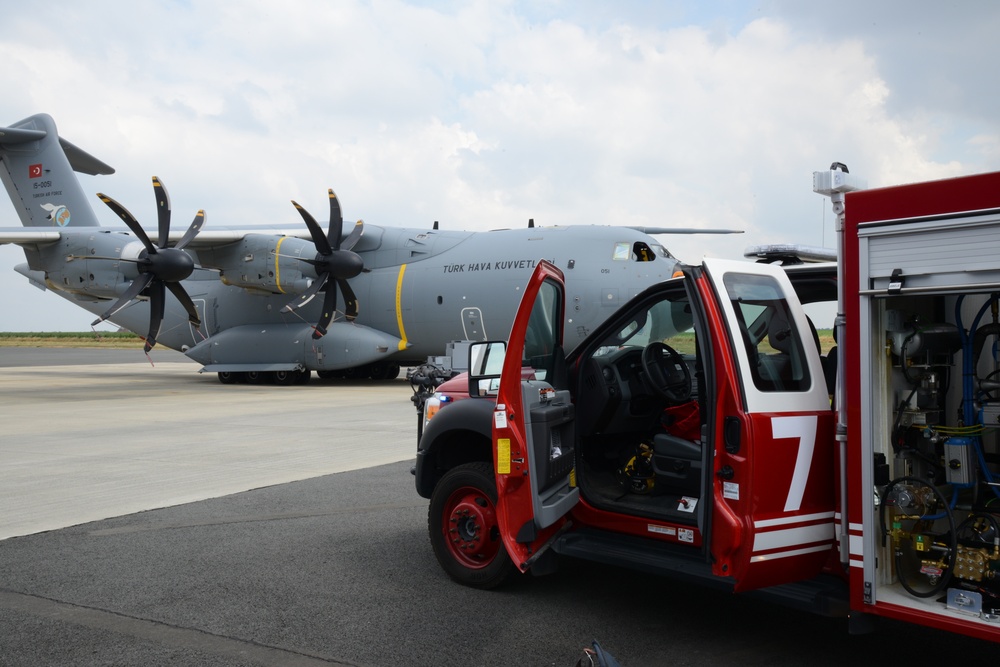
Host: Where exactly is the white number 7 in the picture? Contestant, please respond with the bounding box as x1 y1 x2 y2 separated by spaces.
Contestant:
771 415 818 512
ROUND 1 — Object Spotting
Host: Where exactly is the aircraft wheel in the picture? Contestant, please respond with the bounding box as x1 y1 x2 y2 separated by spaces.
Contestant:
295 369 311 384
316 370 337 380
385 363 400 380
272 370 299 386
368 363 389 380
428 462 515 589
245 370 267 384
217 371 244 385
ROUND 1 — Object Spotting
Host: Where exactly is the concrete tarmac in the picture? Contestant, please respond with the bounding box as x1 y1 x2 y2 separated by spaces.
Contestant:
2 351 1000 665
0 349 417 540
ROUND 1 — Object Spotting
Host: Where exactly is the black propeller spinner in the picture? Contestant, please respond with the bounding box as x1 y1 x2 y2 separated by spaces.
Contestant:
92 177 206 353
281 189 364 339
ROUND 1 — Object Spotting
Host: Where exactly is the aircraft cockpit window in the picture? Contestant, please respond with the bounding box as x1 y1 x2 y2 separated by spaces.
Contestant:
633 242 656 262
613 241 672 262
650 243 674 260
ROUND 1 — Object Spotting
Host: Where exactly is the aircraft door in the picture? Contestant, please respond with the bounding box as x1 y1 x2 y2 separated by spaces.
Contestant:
493 261 579 571
461 307 487 341
191 298 210 341
700 258 837 592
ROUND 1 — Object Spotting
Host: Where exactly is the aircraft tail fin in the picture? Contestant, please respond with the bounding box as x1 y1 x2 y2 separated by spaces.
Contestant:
0 113 113 228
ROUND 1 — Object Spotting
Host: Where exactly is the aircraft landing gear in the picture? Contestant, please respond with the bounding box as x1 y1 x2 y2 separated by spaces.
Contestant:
273 369 310 385
317 363 400 381
217 371 244 384
216 364 395 384
216 369 311 385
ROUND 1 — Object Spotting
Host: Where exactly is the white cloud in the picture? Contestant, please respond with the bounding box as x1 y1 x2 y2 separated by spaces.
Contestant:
0 0 997 329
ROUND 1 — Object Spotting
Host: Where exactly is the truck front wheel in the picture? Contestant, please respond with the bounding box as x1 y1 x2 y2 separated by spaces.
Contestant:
428 462 514 589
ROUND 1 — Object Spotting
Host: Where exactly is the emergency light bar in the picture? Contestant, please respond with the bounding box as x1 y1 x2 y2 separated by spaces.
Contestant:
744 244 837 264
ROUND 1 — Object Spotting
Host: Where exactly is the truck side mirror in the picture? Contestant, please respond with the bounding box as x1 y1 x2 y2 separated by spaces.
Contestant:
468 341 506 398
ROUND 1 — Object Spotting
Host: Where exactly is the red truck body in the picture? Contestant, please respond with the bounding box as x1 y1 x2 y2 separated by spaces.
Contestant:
415 167 1000 641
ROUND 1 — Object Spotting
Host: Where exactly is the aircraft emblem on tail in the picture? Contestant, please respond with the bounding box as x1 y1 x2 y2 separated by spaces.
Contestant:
39 202 71 226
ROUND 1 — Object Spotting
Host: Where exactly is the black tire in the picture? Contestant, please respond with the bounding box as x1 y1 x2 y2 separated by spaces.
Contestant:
246 370 266 384
273 369 298 386
428 462 515 589
217 371 243 384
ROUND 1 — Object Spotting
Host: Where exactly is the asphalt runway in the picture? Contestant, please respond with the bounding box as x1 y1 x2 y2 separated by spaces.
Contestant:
1 350 999 665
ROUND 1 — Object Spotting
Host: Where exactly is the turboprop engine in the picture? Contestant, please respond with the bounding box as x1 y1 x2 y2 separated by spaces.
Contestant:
207 233 318 295
38 233 143 301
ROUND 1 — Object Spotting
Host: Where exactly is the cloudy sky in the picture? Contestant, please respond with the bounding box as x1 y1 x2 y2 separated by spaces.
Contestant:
0 0 997 331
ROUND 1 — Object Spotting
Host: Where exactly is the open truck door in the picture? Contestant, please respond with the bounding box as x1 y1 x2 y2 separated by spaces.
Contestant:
697 258 839 591
492 260 579 571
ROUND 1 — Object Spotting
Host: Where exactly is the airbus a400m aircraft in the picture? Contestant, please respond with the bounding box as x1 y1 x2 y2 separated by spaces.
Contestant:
0 113 739 384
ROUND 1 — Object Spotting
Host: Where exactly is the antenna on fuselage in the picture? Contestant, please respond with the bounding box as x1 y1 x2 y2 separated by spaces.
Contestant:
433 220 438 230
528 218 534 228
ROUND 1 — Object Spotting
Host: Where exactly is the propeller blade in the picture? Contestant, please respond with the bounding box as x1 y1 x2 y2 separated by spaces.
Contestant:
153 176 171 249
174 210 206 250
341 219 364 252
97 193 156 254
328 189 343 251
337 277 359 321
312 282 338 339
144 282 165 353
291 200 333 256
165 281 201 326
281 273 328 313
90 273 155 326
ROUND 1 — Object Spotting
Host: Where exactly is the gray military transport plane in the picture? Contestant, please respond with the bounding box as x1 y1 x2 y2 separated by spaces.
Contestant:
0 113 739 384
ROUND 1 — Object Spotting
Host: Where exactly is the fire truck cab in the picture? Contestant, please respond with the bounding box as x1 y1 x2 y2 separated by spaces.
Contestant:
417 165 1000 643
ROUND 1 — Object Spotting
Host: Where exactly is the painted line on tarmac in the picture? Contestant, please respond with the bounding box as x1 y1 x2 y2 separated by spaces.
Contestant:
0 589 364 666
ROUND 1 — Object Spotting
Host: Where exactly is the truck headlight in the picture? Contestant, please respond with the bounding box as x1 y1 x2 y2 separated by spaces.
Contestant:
423 394 452 423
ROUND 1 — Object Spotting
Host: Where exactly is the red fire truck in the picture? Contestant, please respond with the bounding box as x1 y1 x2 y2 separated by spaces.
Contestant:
413 164 1000 641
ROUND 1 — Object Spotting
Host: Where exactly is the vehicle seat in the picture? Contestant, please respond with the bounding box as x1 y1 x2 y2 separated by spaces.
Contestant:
651 433 701 496
757 314 794 386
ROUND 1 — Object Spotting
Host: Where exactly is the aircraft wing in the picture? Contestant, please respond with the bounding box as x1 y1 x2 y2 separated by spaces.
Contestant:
0 226 313 247
0 230 62 245
628 226 744 235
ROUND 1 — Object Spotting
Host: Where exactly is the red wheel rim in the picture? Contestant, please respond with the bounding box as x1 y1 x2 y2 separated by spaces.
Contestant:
441 485 502 569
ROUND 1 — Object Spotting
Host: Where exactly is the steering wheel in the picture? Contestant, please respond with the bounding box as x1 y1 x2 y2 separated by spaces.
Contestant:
641 342 692 403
